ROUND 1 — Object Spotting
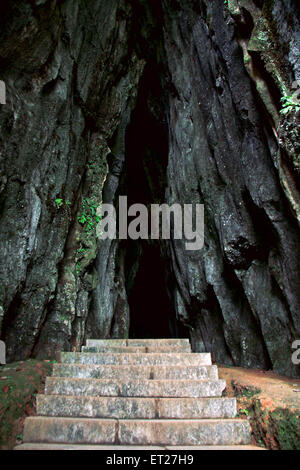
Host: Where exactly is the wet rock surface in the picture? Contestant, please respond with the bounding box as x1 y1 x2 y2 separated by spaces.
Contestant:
0 0 299 377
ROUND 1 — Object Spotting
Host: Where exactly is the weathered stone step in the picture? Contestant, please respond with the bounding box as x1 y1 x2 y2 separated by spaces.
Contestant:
44 378 225 397
86 339 190 348
82 344 192 353
52 364 218 380
23 417 251 446
58 352 212 366
15 443 263 450
37 395 236 419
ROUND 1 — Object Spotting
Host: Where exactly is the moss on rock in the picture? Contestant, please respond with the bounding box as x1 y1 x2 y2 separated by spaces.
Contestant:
249 399 300 450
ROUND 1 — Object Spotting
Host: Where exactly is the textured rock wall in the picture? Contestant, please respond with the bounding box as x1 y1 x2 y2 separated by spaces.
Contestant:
0 0 144 360
163 0 300 377
0 0 299 376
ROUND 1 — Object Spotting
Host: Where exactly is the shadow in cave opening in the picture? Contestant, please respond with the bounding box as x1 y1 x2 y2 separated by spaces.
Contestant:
126 241 189 339
120 62 189 340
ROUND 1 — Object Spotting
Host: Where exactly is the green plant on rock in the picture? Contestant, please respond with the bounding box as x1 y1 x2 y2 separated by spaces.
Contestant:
77 198 101 234
239 408 249 417
55 198 72 209
87 160 96 169
55 198 63 209
280 91 300 115
276 409 300 450
257 438 264 447
75 261 81 276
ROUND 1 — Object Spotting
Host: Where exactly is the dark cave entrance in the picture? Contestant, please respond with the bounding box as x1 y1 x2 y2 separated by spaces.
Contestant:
124 237 190 339
119 62 189 339
127 242 178 339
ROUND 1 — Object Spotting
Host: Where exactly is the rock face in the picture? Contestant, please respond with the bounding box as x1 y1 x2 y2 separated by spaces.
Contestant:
0 0 145 360
0 0 299 377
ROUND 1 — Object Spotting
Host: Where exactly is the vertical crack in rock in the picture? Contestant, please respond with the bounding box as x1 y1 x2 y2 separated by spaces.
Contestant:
0 0 299 377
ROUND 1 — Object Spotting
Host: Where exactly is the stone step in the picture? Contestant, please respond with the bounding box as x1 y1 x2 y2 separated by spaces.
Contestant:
15 339 254 450
86 339 190 348
58 352 212 366
23 417 251 446
37 395 236 419
82 344 192 353
15 443 263 450
44 378 226 397
52 364 218 380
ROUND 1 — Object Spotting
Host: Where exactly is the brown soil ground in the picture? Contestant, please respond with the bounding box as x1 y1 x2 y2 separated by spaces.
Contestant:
0 359 53 450
220 366 300 411
219 366 300 449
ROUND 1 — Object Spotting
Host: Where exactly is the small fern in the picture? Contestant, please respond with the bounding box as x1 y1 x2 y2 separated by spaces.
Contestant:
280 93 300 115
55 198 63 209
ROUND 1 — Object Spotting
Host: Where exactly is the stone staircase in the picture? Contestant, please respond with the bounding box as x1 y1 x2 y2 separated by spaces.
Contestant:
15 339 258 450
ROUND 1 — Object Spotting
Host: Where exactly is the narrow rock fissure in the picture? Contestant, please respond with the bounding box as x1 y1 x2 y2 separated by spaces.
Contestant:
119 62 189 340
0 0 299 378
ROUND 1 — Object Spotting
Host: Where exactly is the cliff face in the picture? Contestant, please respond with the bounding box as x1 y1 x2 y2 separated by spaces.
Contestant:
0 0 144 360
0 0 299 377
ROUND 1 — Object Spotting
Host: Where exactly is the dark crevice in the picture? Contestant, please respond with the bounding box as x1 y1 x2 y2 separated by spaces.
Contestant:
0 0 299 379
249 50 282 111
270 274 296 335
280 146 300 194
252 0 263 9
31 299 54 359
127 242 177 338
222 259 273 369
242 188 279 253
117 57 187 339
236 7 255 40
188 287 234 364
0 290 23 345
